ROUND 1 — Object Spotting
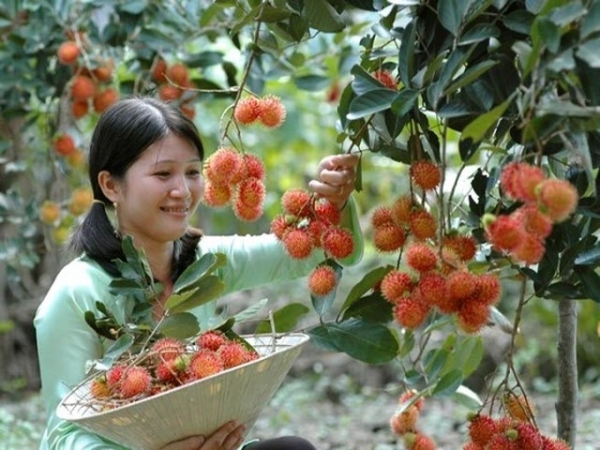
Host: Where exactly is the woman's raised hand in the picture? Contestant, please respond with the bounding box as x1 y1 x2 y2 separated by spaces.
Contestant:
308 153 359 210
160 421 246 450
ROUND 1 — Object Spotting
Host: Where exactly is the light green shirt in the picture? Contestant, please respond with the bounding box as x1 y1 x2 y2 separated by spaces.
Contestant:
34 200 363 449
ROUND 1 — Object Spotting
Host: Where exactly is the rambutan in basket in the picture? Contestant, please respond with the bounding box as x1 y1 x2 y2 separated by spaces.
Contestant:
56 333 310 450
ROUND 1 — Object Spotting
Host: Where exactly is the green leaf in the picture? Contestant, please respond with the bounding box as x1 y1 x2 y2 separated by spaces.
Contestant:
459 96 513 160
294 74 331 91
398 20 416 88
340 292 393 324
92 334 135 371
327 319 398 364
574 245 600 266
575 265 600 302
165 275 226 313
438 0 469 35
576 37 600 69
432 369 463 396
340 265 392 312
307 324 341 352
255 302 310 333
443 60 498 97
452 385 483 409
157 312 199 340
489 306 514 334
581 0 600 39
347 89 399 120
459 23 500 45
302 0 345 32
233 297 269 324
173 252 226 293
390 89 419 119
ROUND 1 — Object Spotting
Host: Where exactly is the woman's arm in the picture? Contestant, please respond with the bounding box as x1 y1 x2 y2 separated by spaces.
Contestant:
34 259 129 449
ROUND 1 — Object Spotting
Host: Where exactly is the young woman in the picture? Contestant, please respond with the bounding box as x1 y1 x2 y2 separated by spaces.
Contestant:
34 96 362 449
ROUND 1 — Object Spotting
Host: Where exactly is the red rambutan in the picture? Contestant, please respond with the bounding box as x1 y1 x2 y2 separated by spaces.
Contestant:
410 160 442 191
308 265 338 296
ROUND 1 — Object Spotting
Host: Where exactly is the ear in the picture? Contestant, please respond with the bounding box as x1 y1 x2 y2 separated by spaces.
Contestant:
98 170 120 203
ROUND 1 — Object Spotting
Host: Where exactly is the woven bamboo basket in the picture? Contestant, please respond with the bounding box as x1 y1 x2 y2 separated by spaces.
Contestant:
56 333 310 450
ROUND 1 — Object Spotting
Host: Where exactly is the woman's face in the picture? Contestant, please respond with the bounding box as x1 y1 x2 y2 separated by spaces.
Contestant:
109 133 204 248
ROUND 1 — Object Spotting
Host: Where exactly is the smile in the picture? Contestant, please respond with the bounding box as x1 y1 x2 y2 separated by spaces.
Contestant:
161 206 188 213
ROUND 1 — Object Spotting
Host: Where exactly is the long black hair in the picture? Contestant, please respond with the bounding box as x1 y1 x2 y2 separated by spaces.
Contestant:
69 96 204 278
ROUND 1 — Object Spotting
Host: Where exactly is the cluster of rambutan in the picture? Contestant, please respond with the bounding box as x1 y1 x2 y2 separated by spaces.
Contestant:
484 161 579 265
389 389 436 450
373 196 500 333
89 330 258 407
151 58 198 119
201 147 267 222
56 33 119 120
463 411 570 449
233 95 287 128
269 188 355 297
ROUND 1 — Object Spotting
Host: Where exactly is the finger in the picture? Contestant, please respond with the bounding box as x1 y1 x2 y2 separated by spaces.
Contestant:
221 424 247 449
203 421 243 449
327 153 359 169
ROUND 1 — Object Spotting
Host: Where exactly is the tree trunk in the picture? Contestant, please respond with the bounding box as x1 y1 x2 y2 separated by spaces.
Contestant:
556 298 578 446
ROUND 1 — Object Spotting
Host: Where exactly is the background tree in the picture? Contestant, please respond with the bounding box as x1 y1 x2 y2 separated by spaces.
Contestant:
1 0 600 448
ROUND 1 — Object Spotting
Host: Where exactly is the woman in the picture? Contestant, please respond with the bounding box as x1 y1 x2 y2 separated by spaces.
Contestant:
34 96 362 449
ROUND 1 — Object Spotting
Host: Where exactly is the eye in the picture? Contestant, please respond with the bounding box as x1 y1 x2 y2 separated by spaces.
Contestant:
154 171 171 178
187 168 202 177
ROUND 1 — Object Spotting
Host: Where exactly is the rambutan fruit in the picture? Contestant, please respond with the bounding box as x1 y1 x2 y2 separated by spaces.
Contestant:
236 177 266 209
372 69 397 90
232 199 263 222
500 161 546 202
373 223 406 253
322 226 355 260
380 270 413 303
270 214 291 240
151 58 168 83
483 214 524 252
391 195 413 225
151 337 185 363
475 273 502 305
541 436 571 450
71 100 89 119
158 84 182 101
467 414 498 446
93 87 119 113
306 218 327 247
389 405 419 435
119 366 152 398
405 242 438 273
371 206 395 228
456 300 490 334
204 147 243 185
281 188 312 217
53 133 76 156
257 95 286 128
57 41 80 65
308 265 337 296
403 431 436 450
314 198 341 226
446 270 479 304
241 153 266 181
187 349 224 380
462 443 484 450
202 181 233 207
416 272 448 310
442 233 478 262
155 357 187 383
105 364 125 388
409 209 437 241
282 228 314 259
513 421 543 450
234 96 261 125
398 389 425 411
512 233 546 265
166 62 189 86
486 432 519 450
40 200 61 225
217 341 254 369
68 187 93 216
393 297 430 329
410 160 442 191
197 330 228 351
536 178 578 223
71 75 96 101
512 203 553 239
90 376 111 398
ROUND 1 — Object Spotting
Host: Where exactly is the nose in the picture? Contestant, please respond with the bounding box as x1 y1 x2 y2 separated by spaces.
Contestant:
169 175 191 198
